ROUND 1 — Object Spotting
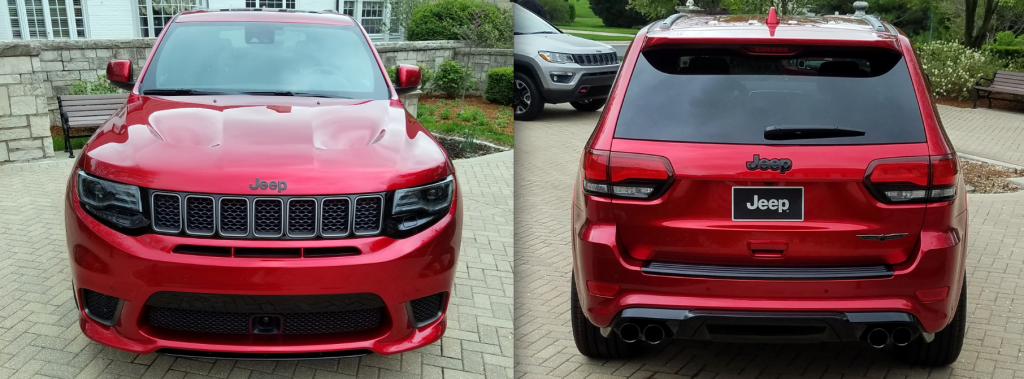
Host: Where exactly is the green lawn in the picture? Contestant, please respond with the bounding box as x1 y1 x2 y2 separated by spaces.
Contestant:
563 0 641 36
568 32 635 41
51 135 88 152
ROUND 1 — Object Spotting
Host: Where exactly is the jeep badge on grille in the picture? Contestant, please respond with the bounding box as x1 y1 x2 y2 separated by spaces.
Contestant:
250 178 287 193
746 154 793 174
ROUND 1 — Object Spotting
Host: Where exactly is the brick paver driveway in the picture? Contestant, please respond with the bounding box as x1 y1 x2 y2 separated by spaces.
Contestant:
0 151 512 379
515 104 1024 378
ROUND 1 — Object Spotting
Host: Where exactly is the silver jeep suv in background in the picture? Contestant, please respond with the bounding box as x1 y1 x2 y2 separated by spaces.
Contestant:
513 3 620 121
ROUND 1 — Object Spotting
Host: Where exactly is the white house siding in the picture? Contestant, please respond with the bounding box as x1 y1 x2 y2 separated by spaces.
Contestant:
297 0 336 12
86 0 137 39
207 0 247 9
0 4 12 41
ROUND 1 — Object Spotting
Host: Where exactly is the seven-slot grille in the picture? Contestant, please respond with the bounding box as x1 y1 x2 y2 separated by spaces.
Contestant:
572 52 617 66
150 192 383 239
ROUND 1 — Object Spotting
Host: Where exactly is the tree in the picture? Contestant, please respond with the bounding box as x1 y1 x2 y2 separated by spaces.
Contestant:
964 0 999 48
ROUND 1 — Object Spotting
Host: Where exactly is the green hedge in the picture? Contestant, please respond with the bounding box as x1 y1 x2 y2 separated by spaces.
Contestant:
484 67 513 106
983 46 1024 62
589 0 652 28
432 59 476 98
406 0 512 48
538 0 575 26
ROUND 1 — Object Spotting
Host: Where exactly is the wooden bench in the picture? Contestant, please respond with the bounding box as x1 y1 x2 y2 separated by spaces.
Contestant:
57 94 129 158
974 70 1024 109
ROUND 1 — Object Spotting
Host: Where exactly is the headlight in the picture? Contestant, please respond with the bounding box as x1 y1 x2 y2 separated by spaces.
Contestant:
539 51 575 64
385 176 454 238
77 170 148 229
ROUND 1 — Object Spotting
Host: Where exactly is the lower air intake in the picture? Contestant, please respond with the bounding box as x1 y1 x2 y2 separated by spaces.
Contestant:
408 292 446 327
82 289 121 325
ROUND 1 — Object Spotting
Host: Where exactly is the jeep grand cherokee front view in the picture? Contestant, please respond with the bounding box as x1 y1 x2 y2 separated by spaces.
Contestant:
65 10 462 358
571 9 967 366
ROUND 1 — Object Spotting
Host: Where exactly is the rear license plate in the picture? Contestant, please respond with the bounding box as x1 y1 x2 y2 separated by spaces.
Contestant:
732 187 804 221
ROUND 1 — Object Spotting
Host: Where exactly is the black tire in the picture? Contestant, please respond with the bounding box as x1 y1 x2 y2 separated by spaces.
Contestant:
570 98 607 112
570 275 642 359
894 277 967 366
514 72 544 121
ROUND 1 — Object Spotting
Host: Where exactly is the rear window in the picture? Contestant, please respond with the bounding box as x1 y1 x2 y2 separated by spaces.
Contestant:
614 48 927 145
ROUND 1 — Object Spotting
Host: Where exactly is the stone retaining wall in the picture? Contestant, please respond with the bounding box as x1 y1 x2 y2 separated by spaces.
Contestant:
0 39 511 163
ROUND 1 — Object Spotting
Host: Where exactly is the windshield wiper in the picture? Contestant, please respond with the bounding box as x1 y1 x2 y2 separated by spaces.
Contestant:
764 125 866 141
240 91 347 99
514 31 559 35
144 88 232 96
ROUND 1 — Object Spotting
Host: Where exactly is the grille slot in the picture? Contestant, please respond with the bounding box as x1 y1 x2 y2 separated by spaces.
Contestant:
151 193 383 240
572 52 617 66
173 245 231 257
82 289 121 325
353 196 383 235
408 292 445 327
144 292 386 335
253 198 284 237
218 197 249 237
304 246 361 257
235 247 301 258
184 196 215 235
320 198 351 237
151 193 182 232
287 198 317 237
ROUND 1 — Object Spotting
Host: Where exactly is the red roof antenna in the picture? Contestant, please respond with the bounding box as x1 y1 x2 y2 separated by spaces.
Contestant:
766 7 779 26
766 7 779 36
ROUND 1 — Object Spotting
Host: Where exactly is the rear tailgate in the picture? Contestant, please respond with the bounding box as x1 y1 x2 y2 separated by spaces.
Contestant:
608 45 930 267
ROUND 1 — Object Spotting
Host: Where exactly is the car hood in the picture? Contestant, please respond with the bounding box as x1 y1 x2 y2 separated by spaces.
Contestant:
514 33 618 54
80 95 450 196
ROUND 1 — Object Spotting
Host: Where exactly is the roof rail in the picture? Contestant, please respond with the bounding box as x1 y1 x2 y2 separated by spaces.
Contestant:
658 13 685 30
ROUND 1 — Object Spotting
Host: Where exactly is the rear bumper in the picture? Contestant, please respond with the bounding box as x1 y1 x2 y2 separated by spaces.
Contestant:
604 308 928 344
66 188 462 356
571 208 967 335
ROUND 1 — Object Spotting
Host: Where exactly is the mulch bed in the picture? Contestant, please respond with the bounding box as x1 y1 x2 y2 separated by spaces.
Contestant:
436 135 502 160
963 160 1024 194
419 95 513 135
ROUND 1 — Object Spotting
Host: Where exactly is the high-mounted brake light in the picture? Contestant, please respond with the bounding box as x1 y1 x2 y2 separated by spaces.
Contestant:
864 155 959 204
582 150 674 200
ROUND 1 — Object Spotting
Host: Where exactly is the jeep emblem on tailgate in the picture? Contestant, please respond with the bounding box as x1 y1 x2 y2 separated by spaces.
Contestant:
250 178 287 193
746 154 792 174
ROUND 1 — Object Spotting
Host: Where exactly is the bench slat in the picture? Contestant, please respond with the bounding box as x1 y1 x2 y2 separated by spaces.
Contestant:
996 70 1024 77
993 77 1024 86
66 109 121 117
976 86 1024 95
61 104 122 112
68 119 109 127
59 98 128 106
58 94 129 101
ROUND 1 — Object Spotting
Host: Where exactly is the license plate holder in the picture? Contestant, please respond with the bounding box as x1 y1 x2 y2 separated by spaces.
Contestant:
732 186 804 221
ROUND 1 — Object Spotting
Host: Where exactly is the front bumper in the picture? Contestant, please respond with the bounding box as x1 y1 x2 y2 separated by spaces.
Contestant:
66 188 462 356
572 208 967 336
539 63 618 104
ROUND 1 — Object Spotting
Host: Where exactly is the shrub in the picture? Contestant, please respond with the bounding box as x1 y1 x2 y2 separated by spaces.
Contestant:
917 41 1003 100
991 31 1024 47
983 46 1024 62
455 6 512 49
589 0 653 28
484 67 513 106
538 0 575 25
432 59 476 98
69 75 121 95
407 0 512 48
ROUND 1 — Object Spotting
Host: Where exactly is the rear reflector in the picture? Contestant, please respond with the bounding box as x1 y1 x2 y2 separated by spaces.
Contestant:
582 150 673 200
864 155 959 204
916 287 949 302
586 281 619 297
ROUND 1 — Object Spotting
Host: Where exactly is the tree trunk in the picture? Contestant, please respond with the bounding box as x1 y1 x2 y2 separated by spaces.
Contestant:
964 0 998 48
964 0 977 47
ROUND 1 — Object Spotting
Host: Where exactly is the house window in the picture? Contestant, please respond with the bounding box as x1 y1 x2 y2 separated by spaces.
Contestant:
137 0 203 37
341 0 354 16
360 0 383 34
7 0 84 39
244 0 295 9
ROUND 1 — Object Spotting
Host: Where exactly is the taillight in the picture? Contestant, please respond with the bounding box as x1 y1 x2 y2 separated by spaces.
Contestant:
582 149 673 199
864 155 959 204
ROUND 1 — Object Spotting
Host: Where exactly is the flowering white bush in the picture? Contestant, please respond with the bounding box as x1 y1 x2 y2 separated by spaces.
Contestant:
916 41 1002 100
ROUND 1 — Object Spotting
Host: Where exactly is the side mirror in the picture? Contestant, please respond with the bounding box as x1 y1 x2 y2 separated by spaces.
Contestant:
106 60 134 91
395 64 421 94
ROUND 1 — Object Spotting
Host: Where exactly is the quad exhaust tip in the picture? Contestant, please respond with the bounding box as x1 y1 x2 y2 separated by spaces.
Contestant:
619 323 641 343
642 324 665 345
891 327 913 346
867 328 890 348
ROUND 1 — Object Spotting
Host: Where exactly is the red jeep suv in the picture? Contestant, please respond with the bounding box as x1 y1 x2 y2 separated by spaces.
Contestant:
571 8 967 366
65 10 462 358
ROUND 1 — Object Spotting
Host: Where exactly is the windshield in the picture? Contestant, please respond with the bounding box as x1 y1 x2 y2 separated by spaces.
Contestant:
513 4 560 35
138 22 390 100
614 48 927 145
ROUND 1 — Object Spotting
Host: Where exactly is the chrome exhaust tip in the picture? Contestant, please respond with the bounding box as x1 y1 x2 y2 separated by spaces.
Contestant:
891 327 913 346
866 328 890 348
619 323 641 343
642 324 666 345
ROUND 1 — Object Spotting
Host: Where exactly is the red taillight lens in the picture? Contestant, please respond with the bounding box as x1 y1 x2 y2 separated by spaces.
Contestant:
864 155 959 204
581 149 673 200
